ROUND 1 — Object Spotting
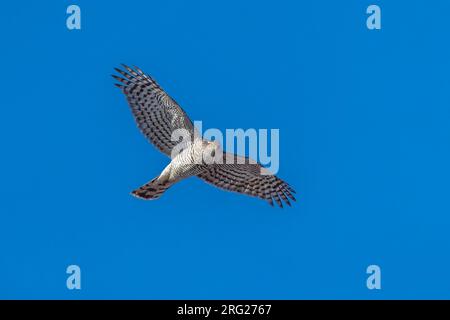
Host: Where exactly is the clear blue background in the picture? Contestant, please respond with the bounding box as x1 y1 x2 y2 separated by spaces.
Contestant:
0 0 449 299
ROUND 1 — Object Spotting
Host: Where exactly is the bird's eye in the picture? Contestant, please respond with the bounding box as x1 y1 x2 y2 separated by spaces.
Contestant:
211 150 216 157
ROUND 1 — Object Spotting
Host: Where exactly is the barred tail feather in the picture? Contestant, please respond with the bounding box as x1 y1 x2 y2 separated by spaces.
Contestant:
131 178 171 200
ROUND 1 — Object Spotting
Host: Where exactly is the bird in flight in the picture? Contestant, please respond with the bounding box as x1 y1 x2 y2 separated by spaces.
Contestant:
112 65 296 207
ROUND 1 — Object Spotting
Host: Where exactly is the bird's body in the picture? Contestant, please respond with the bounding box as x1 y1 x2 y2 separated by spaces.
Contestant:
158 139 206 183
113 65 296 207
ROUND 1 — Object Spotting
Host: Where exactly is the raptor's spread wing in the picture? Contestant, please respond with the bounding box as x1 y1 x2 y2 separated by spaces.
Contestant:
197 152 296 207
113 65 195 157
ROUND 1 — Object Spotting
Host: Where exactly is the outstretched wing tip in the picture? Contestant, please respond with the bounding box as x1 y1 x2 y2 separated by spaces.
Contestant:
120 63 131 70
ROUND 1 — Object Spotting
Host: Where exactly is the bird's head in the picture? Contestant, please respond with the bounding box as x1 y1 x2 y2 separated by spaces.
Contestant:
202 140 222 163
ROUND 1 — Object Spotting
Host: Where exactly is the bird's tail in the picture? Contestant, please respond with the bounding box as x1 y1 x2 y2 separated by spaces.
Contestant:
131 177 171 200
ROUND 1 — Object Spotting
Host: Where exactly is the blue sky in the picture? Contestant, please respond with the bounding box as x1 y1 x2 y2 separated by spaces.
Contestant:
0 0 449 299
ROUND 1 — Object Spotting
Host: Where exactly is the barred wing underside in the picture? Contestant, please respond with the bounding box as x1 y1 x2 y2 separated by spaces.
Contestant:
113 65 195 157
197 153 296 207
